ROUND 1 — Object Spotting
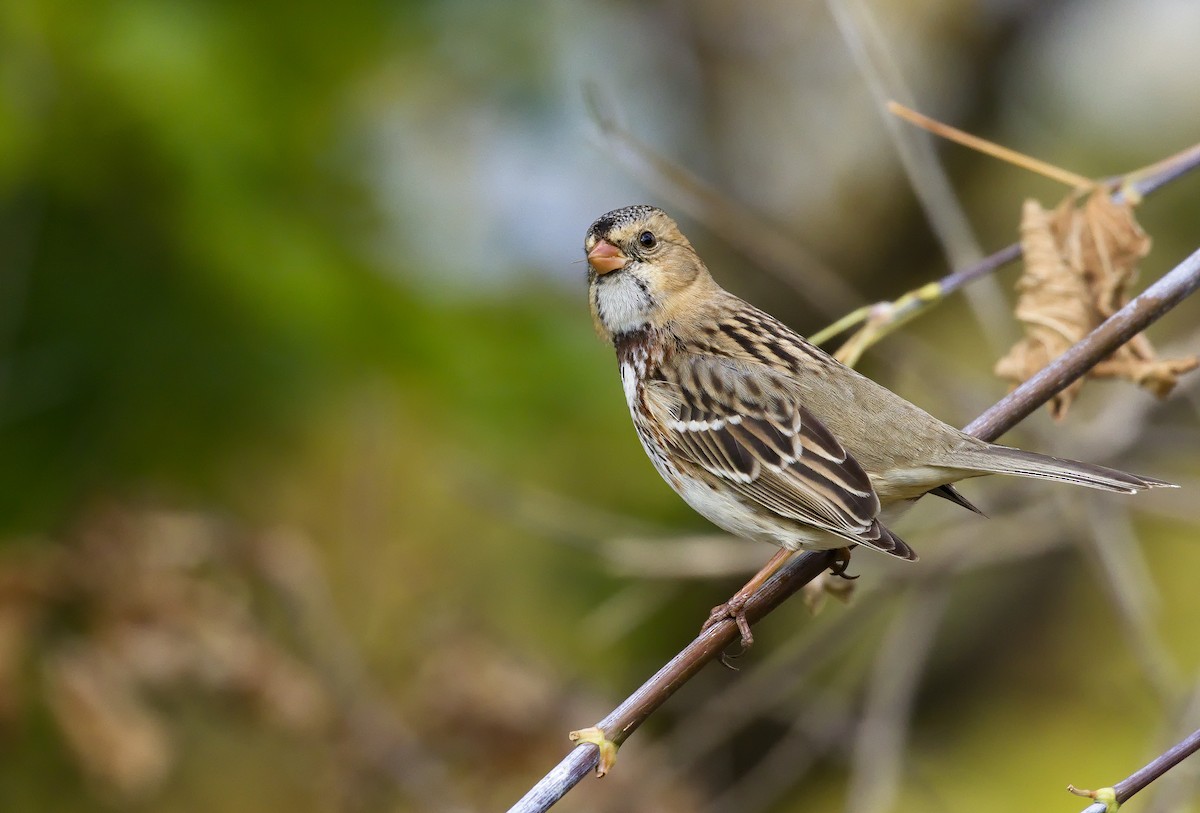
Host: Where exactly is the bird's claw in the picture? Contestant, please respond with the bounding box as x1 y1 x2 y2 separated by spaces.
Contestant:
829 547 858 580
702 597 754 668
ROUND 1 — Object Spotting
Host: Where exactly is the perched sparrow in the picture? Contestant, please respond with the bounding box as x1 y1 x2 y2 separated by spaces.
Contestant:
584 204 1172 646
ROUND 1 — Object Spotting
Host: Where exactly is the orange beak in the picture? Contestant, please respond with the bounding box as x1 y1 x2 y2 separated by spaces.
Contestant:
587 239 628 275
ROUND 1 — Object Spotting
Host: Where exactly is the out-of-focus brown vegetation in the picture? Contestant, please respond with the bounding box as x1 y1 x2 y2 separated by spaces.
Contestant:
2 1 1200 812
0 502 707 811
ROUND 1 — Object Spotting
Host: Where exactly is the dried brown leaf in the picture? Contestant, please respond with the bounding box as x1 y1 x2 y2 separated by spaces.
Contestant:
995 191 1197 418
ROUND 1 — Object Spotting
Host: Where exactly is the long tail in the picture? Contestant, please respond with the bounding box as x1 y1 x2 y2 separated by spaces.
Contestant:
958 444 1175 493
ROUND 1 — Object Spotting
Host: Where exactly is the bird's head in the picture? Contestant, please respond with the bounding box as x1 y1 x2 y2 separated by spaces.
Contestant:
583 205 714 343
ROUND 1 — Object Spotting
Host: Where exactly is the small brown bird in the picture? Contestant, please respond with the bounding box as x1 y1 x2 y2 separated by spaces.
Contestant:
584 204 1172 646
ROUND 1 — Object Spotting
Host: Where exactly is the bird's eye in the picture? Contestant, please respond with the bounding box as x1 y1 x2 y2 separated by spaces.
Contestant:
638 230 657 249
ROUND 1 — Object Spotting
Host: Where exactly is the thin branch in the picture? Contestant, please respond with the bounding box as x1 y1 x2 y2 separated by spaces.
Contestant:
825 0 1013 354
887 102 1096 190
505 245 1200 813
963 245 1200 439
827 1 989 270
583 83 862 316
1078 498 1179 703
507 551 838 813
946 140 1200 298
1144 675 1200 813
1071 727 1200 812
660 592 882 777
938 242 1024 298
845 586 950 813
1118 142 1200 198
650 494 1082 791
710 696 852 813
808 139 1200 363
1117 728 1200 802
641 497 1101 807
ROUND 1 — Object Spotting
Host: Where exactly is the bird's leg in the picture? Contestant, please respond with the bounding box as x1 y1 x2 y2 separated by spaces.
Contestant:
702 547 793 650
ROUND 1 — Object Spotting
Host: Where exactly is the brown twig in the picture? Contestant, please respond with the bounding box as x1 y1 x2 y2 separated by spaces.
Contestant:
962 247 1200 438
583 83 863 316
1143 678 1200 813
887 102 1096 190
644 494 1078 803
845 585 950 813
944 142 1200 299
1079 499 1180 704
587 79 1200 373
1071 727 1200 813
505 245 1200 813
827 0 1014 355
808 139 1200 362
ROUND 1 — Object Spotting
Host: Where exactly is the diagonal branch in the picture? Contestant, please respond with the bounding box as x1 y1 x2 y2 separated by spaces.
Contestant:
506 246 1200 813
1072 727 1200 813
962 247 1200 439
807 141 1200 363
588 75 1200 357
943 141 1200 301
583 83 862 316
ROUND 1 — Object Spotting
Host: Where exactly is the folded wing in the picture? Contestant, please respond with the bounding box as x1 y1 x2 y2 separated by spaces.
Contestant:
645 357 915 560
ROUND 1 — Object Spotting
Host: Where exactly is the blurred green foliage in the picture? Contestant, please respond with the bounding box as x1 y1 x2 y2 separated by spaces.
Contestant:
0 0 410 527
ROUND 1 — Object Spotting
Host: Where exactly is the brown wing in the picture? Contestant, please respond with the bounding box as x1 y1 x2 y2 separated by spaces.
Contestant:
645 357 914 560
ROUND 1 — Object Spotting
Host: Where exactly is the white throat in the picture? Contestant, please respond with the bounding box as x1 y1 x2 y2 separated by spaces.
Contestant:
593 272 654 335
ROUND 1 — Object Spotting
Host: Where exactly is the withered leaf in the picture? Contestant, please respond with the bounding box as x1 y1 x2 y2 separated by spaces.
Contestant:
995 190 1198 418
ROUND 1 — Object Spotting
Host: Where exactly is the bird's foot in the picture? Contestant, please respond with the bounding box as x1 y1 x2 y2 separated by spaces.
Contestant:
702 596 754 668
569 726 618 776
829 547 858 580
703 596 754 648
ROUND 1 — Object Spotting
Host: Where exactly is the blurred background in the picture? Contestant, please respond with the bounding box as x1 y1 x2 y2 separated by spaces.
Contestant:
2 0 1200 811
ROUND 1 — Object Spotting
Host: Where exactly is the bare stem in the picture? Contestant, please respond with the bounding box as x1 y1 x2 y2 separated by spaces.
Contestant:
887 101 1096 189
809 139 1200 362
1117 727 1200 802
505 244 1200 813
583 83 861 316
945 140 1200 298
963 246 1200 439
1072 727 1200 812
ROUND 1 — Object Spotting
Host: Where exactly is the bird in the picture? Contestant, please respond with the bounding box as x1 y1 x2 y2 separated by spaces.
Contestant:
583 204 1173 649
